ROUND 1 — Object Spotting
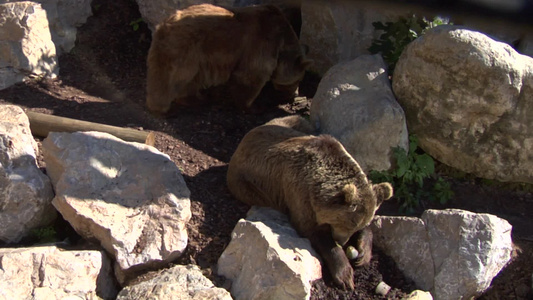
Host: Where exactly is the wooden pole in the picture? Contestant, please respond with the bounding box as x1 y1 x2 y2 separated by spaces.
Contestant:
26 111 155 146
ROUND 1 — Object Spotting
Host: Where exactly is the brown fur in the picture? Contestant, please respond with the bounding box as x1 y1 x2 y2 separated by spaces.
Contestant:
227 115 393 290
146 4 312 115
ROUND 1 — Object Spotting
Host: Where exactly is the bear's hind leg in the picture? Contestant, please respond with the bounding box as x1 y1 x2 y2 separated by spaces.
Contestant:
227 171 274 208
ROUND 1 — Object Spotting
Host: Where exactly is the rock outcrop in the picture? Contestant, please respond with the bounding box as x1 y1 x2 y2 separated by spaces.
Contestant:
0 245 118 299
117 264 232 300
371 209 513 300
0 2 58 89
42 131 191 282
393 25 533 184
34 0 93 53
310 54 408 172
218 206 322 300
0 105 55 243
300 1 409 75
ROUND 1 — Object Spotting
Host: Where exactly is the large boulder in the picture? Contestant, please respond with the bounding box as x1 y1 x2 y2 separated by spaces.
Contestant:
0 105 55 243
371 209 513 300
0 2 58 89
117 264 232 300
310 54 409 172
0 246 118 299
34 0 93 53
1 0 94 53
393 25 533 183
300 1 408 75
218 206 322 300
42 131 191 282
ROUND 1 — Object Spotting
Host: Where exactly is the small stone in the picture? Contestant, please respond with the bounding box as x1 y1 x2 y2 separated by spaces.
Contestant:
345 246 359 260
403 290 433 300
375 281 391 296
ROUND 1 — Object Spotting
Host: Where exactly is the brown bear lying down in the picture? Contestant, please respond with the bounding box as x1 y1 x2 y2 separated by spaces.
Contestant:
146 4 312 115
227 115 393 290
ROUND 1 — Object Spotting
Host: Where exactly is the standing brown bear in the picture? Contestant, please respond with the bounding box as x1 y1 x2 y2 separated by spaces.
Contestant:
146 4 312 115
227 115 393 290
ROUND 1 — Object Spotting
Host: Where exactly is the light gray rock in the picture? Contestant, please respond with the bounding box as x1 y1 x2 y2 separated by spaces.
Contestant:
0 245 117 300
371 215 434 291
393 25 533 184
0 1 58 90
423 209 513 300
371 209 513 300
218 206 322 300
310 54 408 172
1 0 93 53
135 0 234 31
300 1 409 75
42 131 191 282
117 264 232 300
0 105 55 243
36 0 93 53
403 290 434 300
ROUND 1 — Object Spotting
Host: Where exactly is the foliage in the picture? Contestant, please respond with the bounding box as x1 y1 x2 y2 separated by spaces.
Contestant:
370 135 454 213
129 18 144 31
29 226 58 244
368 15 451 73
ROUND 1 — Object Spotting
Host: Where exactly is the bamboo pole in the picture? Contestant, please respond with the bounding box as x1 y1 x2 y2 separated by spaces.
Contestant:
26 111 155 146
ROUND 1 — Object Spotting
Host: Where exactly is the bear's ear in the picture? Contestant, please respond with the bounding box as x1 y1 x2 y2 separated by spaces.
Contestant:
373 182 393 206
342 183 357 205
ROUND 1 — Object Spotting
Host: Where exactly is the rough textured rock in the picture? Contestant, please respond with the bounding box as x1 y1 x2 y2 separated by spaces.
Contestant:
371 209 513 300
424 209 513 300
117 264 232 300
218 206 322 300
35 0 93 53
42 131 191 281
310 54 408 172
393 25 533 184
0 105 55 243
403 290 434 300
370 215 434 290
0 245 118 299
135 0 234 31
300 1 408 75
1 0 93 53
0 2 58 90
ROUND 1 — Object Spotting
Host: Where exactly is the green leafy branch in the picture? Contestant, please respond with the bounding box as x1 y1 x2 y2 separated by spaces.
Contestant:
368 15 451 73
370 135 454 213
29 226 58 244
129 18 144 31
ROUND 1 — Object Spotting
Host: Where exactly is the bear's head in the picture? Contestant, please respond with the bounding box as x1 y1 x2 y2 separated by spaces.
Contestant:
314 181 393 246
271 47 313 100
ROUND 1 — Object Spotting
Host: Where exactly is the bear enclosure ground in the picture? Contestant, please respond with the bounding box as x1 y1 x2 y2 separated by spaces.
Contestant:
0 1 532 299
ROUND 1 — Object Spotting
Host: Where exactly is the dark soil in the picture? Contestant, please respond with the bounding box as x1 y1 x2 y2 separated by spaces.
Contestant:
0 1 532 299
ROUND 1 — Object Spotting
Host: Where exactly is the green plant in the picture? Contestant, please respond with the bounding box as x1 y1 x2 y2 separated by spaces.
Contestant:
370 135 454 213
29 226 58 244
368 15 451 73
129 18 144 31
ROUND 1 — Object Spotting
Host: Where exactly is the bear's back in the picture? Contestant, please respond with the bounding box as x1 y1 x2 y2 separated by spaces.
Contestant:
228 117 367 207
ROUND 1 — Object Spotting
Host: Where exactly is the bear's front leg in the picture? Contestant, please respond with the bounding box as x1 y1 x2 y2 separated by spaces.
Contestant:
309 224 355 290
221 72 269 112
351 226 373 267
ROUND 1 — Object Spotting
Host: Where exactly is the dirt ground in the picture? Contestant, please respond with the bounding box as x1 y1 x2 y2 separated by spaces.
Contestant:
1 1 532 299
